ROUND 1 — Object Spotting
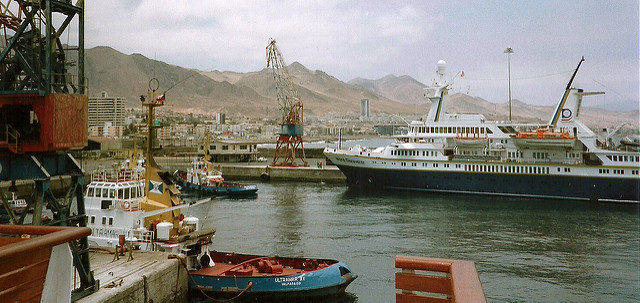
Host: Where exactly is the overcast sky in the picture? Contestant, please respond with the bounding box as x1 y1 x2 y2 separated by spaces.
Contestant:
83 1 639 111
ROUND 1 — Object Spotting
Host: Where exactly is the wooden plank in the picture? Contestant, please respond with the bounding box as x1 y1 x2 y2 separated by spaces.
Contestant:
397 292 451 303
396 255 452 272
395 272 452 295
0 258 49 290
450 261 486 303
0 276 45 303
0 246 50 273
0 237 25 247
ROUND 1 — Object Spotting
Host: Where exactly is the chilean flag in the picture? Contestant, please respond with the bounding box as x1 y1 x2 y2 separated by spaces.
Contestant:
156 93 165 104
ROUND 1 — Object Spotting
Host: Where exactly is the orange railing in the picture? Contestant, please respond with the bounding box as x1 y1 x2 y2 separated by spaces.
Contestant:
0 225 91 302
395 255 486 303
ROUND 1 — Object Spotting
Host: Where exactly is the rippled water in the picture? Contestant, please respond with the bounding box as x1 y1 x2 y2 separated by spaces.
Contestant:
184 182 639 302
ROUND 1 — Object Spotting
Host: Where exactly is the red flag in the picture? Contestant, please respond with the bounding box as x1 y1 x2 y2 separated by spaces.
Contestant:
460 71 464 77
156 94 165 103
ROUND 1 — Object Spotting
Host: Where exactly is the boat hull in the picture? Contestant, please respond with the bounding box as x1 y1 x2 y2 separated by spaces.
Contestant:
189 251 357 300
335 164 640 202
176 178 258 197
190 264 356 299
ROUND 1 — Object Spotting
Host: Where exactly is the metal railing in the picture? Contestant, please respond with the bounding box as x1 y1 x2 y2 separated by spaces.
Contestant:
91 167 143 182
395 255 485 303
1 124 20 151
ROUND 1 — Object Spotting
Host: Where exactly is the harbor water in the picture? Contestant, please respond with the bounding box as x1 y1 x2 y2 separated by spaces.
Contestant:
184 182 639 302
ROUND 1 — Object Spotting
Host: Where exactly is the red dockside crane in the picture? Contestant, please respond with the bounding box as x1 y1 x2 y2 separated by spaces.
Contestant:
266 39 308 167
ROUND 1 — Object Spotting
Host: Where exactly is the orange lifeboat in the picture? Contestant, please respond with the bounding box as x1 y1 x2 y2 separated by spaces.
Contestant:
512 128 576 148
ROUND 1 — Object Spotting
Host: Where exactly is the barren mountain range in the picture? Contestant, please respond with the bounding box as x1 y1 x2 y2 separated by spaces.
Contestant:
85 46 637 130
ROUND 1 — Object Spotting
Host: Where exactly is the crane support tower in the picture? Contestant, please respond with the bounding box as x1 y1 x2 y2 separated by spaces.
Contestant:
266 39 308 167
0 1 97 299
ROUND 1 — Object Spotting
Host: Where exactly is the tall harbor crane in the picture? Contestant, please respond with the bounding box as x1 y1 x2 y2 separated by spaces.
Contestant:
266 39 307 167
0 0 97 299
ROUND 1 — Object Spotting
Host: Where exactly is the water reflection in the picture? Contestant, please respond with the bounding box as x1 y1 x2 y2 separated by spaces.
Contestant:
271 183 305 257
186 182 639 302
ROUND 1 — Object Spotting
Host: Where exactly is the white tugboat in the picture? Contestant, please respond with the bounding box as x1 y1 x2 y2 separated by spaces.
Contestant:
85 80 215 252
325 58 640 203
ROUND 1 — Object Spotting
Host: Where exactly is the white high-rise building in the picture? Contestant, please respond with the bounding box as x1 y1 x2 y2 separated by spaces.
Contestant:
360 99 370 118
89 91 125 128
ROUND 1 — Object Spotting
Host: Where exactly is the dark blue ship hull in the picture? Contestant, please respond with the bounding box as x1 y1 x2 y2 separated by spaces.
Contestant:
336 164 640 202
176 178 258 197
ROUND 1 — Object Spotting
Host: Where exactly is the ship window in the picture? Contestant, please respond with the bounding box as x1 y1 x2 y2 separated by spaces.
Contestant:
90 216 95 224
108 189 115 198
108 217 114 226
125 188 130 199
101 217 106 225
117 189 123 199
87 187 94 197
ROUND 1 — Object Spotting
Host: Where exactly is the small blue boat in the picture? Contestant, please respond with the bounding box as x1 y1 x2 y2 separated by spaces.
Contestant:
188 251 357 300
175 171 258 197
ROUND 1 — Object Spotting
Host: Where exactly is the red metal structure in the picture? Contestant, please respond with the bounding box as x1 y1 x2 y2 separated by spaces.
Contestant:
266 39 307 167
0 0 87 154
0 93 87 153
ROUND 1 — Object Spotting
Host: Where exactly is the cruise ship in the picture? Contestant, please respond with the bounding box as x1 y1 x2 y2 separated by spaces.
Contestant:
324 58 640 202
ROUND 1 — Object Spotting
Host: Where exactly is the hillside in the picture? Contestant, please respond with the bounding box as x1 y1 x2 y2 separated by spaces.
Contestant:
85 46 413 117
349 74 426 105
84 46 637 130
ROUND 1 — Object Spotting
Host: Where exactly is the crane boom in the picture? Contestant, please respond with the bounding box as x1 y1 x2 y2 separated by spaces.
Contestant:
266 39 303 125
265 39 307 167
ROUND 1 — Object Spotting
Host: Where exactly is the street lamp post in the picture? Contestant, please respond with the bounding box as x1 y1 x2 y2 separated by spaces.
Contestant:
504 47 514 122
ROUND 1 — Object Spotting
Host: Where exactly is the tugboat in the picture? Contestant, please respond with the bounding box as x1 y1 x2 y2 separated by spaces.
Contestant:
84 80 216 253
174 131 258 197
187 251 357 300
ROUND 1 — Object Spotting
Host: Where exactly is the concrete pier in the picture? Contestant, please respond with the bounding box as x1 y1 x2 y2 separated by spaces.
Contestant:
77 250 188 303
219 164 346 183
152 157 347 183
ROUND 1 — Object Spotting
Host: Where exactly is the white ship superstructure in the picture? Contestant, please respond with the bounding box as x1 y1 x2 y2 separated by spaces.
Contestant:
325 58 640 202
84 167 152 249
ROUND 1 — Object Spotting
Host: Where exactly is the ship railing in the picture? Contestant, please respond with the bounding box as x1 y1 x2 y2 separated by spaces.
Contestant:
0 225 91 302
395 255 485 303
92 226 154 248
132 229 154 248
91 168 142 183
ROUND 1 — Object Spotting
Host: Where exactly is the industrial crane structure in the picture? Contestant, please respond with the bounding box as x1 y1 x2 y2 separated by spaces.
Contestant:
0 0 97 299
266 39 307 167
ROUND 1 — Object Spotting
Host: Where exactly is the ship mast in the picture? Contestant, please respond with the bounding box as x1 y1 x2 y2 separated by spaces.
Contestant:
140 78 182 233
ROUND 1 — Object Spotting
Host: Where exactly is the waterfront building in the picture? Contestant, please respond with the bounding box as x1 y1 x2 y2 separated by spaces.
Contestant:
199 140 259 162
